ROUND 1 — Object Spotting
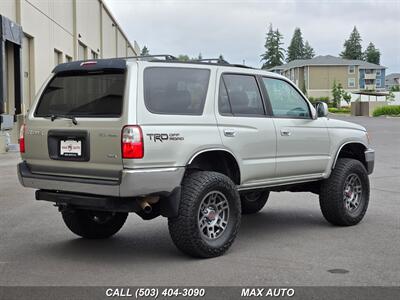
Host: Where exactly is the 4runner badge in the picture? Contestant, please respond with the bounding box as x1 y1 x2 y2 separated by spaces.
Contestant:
147 133 184 142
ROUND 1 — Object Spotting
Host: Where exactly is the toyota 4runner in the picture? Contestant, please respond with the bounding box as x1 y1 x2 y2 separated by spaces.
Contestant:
18 55 375 258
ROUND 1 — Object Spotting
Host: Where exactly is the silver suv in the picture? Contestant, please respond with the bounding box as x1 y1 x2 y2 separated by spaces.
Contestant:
18 55 375 258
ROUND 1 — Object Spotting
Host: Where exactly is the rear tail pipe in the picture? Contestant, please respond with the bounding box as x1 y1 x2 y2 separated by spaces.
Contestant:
137 196 159 214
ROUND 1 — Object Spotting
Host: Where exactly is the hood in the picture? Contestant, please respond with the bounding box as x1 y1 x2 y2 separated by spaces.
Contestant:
325 118 366 132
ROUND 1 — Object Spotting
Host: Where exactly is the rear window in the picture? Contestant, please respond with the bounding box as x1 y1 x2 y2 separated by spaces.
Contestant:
144 67 210 115
35 72 125 117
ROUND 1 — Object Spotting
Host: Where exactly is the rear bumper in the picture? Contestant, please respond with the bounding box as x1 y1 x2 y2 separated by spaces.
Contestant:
18 162 185 197
364 148 375 175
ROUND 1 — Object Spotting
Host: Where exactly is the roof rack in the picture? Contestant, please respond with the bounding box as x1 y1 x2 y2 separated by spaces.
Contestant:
126 54 178 61
125 54 254 69
191 58 230 64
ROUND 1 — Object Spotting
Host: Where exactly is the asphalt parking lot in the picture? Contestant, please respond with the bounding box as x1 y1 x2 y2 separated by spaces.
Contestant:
0 116 399 287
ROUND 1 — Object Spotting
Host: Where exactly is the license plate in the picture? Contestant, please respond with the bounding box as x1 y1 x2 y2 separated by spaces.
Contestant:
60 140 82 157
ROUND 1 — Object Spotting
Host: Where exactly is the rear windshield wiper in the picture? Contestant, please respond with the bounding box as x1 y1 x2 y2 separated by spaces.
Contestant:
50 114 78 125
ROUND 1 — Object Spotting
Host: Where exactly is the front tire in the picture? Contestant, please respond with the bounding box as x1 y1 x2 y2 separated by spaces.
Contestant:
319 158 370 226
61 209 128 239
240 191 270 214
168 171 241 258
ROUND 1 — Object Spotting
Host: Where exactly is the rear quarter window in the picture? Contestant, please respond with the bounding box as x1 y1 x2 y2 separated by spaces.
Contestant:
143 67 210 115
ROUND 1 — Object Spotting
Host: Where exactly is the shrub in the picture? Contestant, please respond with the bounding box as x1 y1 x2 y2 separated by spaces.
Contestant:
329 107 350 114
373 105 400 117
390 85 400 92
308 96 332 107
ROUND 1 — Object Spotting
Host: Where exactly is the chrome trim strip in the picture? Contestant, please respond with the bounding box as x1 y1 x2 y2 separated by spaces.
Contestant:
124 167 180 173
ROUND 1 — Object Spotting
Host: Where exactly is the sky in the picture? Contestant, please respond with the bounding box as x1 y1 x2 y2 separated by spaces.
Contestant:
104 0 400 73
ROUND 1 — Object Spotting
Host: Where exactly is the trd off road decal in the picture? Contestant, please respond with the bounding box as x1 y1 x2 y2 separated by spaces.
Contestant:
147 133 184 142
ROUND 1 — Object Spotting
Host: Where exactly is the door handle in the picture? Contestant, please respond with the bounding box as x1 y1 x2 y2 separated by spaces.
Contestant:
280 129 292 136
224 129 236 137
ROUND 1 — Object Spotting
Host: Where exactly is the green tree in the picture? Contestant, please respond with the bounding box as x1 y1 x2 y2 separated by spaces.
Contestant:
332 80 345 108
261 24 285 69
140 45 150 56
386 91 395 102
363 42 380 64
287 28 304 62
177 54 190 61
303 41 315 59
342 91 352 105
340 26 363 60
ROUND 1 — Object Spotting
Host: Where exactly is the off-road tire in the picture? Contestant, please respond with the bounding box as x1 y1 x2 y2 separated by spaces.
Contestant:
62 209 128 239
320 158 370 226
240 191 270 214
168 171 241 258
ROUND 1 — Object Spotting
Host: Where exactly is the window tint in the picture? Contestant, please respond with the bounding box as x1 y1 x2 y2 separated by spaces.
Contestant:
35 72 125 117
144 67 210 115
262 78 310 118
222 74 264 116
218 79 231 114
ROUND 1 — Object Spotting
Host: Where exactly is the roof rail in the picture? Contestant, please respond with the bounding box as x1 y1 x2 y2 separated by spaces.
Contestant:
191 58 230 64
124 54 255 69
126 54 178 61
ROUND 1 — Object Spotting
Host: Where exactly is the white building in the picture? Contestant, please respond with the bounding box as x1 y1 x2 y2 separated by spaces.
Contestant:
0 0 139 152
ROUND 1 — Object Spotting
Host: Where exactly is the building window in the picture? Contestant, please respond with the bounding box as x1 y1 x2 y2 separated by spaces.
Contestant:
376 70 381 76
376 79 381 87
78 42 86 60
54 49 62 66
348 78 355 88
91 50 98 59
65 55 72 62
348 65 355 74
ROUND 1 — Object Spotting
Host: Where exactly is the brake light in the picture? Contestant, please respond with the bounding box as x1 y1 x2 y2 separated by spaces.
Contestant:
19 124 26 153
80 61 97 67
121 125 143 159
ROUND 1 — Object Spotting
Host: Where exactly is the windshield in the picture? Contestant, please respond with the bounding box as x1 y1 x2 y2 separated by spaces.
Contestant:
35 72 125 117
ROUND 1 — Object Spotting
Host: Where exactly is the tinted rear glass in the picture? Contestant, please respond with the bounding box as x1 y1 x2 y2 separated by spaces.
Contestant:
35 72 125 117
144 67 210 115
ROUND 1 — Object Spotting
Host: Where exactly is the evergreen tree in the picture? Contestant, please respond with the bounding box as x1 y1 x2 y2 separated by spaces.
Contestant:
340 26 363 60
219 54 225 61
303 41 315 59
140 45 150 56
261 24 285 69
198 53 202 60
287 28 304 62
364 42 380 64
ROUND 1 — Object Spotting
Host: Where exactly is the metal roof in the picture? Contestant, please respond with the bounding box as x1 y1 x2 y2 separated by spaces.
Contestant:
269 55 386 71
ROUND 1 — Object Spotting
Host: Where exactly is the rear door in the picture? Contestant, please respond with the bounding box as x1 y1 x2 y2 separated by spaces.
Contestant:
215 71 277 185
23 60 131 182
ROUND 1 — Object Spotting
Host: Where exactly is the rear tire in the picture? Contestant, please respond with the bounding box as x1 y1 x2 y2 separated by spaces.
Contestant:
61 209 128 239
319 158 370 226
240 191 270 214
168 171 241 258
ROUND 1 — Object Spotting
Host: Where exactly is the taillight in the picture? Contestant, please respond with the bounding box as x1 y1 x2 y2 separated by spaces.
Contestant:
19 124 26 153
121 125 143 159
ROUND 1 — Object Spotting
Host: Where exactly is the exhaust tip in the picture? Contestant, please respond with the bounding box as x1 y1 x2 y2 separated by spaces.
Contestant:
143 205 152 214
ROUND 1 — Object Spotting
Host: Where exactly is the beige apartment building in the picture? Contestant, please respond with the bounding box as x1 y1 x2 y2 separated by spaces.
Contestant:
269 55 386 98
0 0 139 152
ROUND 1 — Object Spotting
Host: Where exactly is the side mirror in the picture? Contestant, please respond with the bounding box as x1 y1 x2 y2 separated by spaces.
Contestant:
316 102 329 118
